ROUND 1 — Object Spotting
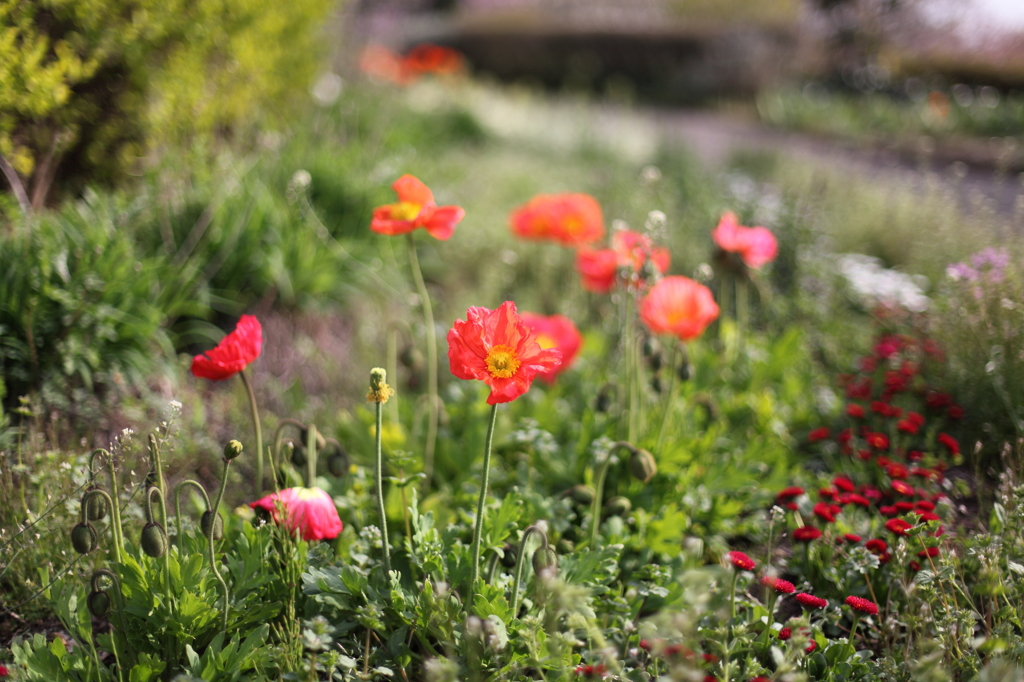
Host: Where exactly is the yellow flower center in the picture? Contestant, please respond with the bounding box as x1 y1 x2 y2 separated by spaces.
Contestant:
389 201 422 221
486 344 521 378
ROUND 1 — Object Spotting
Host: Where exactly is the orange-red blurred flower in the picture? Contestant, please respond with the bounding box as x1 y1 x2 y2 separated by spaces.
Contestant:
509 193 604 247
519 312 583 383
639 276 719 342
712 211 778 269
191 315 262 381
250 487 343 541
403 43 465 77
358 44 411 85
447 301 562 405
371 175 465 240
576 229 671 293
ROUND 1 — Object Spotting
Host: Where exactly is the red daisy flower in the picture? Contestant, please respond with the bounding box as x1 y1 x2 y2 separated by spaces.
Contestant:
777 486 805 501
865 538 888 554
833 477 855 493
885 518 913 536
250 487 343 541
805 641 818 654
808 427 830 443
371 175 465 240
846 403 865 419
761 575 796 594
519 312 583 383
844 595 879 615
191 315 263 381
918 546 940 558
796 593 828 609
638 276 720 342
793 527 822 543
726 551 757 571
937 432 960 456
844 533 862 543
447 301 562 405
778 627 792 640
866 432 889 450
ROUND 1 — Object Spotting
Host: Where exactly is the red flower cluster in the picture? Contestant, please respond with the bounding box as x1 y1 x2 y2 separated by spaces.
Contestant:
510 193 604 247
577 229 671 293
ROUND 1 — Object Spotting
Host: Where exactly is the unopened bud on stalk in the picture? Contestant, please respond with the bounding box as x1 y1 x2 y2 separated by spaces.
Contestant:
605 496 632 517
287 440 307 467
532 546 558 576
327 451 350 477
677 362 692 382
141 522 168 558
85 487 107 521
223 440 244 461
569 484 595 506
628 449 657 483
201 510 224 541
595 384 614 413
71 522 98 554
367 367 395 404
88 590 111 618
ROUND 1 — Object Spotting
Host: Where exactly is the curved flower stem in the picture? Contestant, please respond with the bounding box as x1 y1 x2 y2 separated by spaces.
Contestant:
96 449 125 561
760 589 779 649
655 341 682 453
239 370 264 495
407 233 439 493
848 612 862 646
510 525 548 616
210 456 233 632
148 436 173 593
92 569 129 682
174 480 212 548
589 441 635 549
375 397 392 574
469 403 499 607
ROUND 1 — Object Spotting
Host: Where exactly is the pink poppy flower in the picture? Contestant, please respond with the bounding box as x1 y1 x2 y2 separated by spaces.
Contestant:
250 487 343 541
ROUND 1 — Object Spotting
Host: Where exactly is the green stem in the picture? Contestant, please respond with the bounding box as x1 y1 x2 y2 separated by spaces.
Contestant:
724 570 739 682
469 403 499 607
306 423 318 489
761 589 778 649
98 449 125 562
148 436 173 593
589 441 634 549
210 457 233 632
848 612 862 646
174 480 212 548
655 342 682 453
407 234 439 493
239 370 264 495
92 569 129 682
375 398 392 574
736 274 749 350
510 525 547 616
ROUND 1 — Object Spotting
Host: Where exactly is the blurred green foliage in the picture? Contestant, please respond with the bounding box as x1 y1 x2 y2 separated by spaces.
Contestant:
0 0 332 209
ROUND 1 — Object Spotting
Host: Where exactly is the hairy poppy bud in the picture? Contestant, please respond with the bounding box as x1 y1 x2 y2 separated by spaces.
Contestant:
88 590 111 618
628 449 657 483
201 510 223 541
569 484 595 506
85 487 107 521
141 522 168 558
595 384 614 413
71 522 98 554
532 546 558 576
650 375 663 394
223 439 244 461
677 362 692 382
557 538 575 554
605 496 632 517
327 451 350 477
288 440 307 468
500 542 518 568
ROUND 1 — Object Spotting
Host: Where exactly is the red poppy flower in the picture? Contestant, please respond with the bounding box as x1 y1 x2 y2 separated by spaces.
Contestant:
575 229 670 293
191 315 263 381
793 527 822 543
359 44 411 85
639 276 719 342
402 43 465 76
250 487 343 541
447 301 562 405
885 518 912 536
761 575 796 594
519 312 583 383
613 230 671 274
778 627 792 640
844 595 879 615
796 592 829 609
510 193 604 247
711 211 778 269
371 175 465 240
808 427 830 443
726 550 757 571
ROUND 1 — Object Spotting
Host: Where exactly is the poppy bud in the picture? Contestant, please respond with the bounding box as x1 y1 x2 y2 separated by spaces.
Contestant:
71 522 98 555
201 510 224 541
141 522 168 558
650 375 663 394
596 384 614 413
500 542 518 568
628 449 657 483
642 335 660 359
327 451 350 477
605 496 632 517
677 362 692 382
399 345 425 372
223 440 244 461
87 590 111 618
569 484 595 506
288 440 307 468
532 546 558 576
557 538 575 554
85 487 107 521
